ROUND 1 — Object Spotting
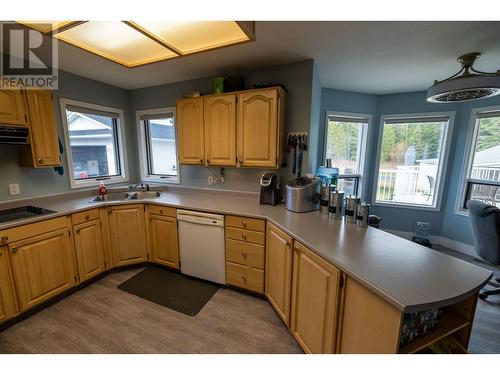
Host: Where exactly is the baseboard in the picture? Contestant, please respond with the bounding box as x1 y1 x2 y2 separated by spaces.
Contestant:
381 229 476 257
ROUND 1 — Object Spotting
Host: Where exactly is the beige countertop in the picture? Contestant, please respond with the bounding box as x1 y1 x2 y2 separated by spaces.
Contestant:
0 187 492 313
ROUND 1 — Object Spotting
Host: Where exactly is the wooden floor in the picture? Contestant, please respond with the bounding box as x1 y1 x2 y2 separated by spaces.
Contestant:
0 268 302 354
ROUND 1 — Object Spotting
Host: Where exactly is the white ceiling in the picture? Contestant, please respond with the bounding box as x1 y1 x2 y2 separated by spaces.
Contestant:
38 21 500 93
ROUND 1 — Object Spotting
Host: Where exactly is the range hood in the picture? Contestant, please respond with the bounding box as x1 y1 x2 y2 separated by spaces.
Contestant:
0 125 30 144
427 53 500 103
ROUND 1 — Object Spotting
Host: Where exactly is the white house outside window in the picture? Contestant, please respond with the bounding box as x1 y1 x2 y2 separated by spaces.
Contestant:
60 98 128 188
324 112 369 196
459 108 500 210
373 113 454 209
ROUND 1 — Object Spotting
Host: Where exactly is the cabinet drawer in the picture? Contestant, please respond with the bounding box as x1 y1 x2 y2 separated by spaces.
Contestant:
226 227 265 245
0 216 69 245
71 209 100 225
226 239 265 269
225 215 265 232
226 261 264 293
147 205 176 218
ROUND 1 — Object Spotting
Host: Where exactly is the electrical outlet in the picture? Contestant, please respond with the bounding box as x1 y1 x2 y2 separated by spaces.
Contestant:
208 176 215 186
9 183 20 195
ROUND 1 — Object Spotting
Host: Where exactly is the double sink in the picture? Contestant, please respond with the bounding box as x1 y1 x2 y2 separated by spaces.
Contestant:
91 191 162 202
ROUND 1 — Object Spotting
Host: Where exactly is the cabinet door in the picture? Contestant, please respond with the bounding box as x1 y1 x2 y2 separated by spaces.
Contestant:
9 229 77 312
0 247 18 323
237 88 278 168
108 205 148 266
0 89 27 126
265 223 293 327
147 214 179 269
26 90 61 167
291 241 342 354
177 97 205 165
204 94 237 166
74 219 106 282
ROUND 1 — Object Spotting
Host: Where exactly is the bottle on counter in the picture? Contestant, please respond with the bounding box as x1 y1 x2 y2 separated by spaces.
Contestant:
356 202 370 228
345 195 360 223
98 181 107 199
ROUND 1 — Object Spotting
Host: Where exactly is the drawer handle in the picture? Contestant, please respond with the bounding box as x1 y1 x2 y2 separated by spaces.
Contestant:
160 209 163 215
241 274 247 282
76 229 80 234
107 208 112 214
241 233 247 240
242 221 247 228
85 215 90 221
241 251 247 259
0 236 8 243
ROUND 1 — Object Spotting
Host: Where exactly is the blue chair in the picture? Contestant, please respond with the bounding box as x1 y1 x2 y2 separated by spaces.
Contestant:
467 200 500 300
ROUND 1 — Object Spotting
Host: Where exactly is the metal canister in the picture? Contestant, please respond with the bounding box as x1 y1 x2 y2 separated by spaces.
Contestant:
329 190 344 220
345 196 360 223
356 203 370 228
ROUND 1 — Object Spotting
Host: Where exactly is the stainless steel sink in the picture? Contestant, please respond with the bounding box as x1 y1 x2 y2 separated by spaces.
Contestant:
129 191 162 199
91 193 130 202
91 191 162 202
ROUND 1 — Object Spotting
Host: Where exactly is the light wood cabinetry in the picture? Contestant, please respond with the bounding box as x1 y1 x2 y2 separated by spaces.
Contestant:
0 89 28 126
108 204 148 267
0 247 19 323
237 87 285 168
265 223 293 327
177 97 205 165
19 90 61 168
290 241 342 354
9 228 77 312
146 205 179 269
203 94 237 166
225 215 266 294
72 216 106 282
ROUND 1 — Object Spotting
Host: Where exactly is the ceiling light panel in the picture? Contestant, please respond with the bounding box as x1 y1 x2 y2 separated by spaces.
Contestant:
17 21 76 33
55 21 178 67
131 21 250 55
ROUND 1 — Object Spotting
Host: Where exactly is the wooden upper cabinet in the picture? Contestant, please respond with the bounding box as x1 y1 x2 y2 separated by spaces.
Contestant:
0 89 28 126
147 213 180 269
9 229 77 312
265 223 293 327
203 94 237 166
0 247 19 323
177 97 205 165
73 219 106 282
237 88 285 168
108 205 148 267
19 90 61 168
291 241 342 354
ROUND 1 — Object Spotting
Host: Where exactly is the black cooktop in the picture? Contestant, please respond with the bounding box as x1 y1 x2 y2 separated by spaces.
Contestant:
0 206 57 224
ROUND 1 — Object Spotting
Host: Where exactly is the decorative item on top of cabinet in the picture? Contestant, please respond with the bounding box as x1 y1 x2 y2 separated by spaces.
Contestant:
146 205 179 269
0 246 19 324
265 223 293 327
203 93 237 166
177 97 205 165
0 89 28 126
237 87 286 168
290 241 343 354
108 204 148 267
18 90 61 168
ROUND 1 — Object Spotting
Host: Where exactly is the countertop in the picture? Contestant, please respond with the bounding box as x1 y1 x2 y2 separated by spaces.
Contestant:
0 187 492 313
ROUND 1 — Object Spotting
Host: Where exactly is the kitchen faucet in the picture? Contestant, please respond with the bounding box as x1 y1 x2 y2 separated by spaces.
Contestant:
129 182 150 192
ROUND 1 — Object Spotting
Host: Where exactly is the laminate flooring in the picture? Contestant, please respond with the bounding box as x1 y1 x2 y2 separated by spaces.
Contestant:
0 268 302 354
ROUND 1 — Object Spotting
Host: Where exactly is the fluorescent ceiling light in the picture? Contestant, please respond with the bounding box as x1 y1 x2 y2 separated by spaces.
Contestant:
55 21 178 67
17 21 77 33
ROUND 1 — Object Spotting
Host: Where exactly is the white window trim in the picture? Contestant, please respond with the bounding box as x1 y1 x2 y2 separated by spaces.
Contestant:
372 111 455 211
323 111 371 195
59 98 129 189
454 104 500 216
136 107 180 185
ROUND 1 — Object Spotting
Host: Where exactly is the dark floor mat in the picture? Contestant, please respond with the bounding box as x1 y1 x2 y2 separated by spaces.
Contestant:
118 267 219 316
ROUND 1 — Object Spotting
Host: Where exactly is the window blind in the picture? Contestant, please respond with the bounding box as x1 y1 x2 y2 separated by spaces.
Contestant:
328 115 369 124
384 116 449 124
140 113 174 121
476 110 500 120
65 104 120 118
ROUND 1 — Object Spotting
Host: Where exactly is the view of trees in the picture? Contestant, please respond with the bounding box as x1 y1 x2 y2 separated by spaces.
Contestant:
476 117 500 152
325 120 362 174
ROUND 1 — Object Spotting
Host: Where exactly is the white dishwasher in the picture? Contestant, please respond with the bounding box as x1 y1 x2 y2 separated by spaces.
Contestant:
177 209 225 284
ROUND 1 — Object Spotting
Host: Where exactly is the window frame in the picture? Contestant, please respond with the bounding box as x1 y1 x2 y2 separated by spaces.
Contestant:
455 105 500 216
59 98 129 189
372 111 455 211
323 111 370 196
136 107 180 184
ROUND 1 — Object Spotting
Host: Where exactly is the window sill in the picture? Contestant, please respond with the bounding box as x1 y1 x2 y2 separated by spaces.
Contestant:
372 201 440 212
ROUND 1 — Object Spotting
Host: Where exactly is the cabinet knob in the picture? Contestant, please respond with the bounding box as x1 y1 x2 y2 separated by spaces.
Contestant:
0 236 8 243
241 274 247 282
207 159 210 164
37 158 43 163
107 208 112 214
75 229 80 234
242 233 247 240
241 251 247 259
242 221 247 228
200 159 203 164
85 215 90 221
11 247 17 254
160 209 163 215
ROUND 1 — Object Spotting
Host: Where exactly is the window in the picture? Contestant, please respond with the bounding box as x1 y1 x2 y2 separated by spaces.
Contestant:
324 112 369 196
137 107 179 183
60 98 128 188
460 109 500 210
374 113 453 209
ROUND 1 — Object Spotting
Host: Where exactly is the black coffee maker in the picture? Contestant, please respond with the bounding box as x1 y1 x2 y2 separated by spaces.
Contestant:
259 173 280 206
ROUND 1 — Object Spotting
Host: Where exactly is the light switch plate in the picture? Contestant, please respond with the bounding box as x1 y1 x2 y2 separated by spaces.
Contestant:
9 183 20 195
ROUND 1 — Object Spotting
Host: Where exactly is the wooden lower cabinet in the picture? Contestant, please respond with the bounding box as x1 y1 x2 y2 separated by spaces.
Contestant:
73 219 106 282
0 247 19 323
265 223 293 327
9 229 77 312
226 261 264 293
147 212 179 269
290 241 343 354
108 205 148 266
